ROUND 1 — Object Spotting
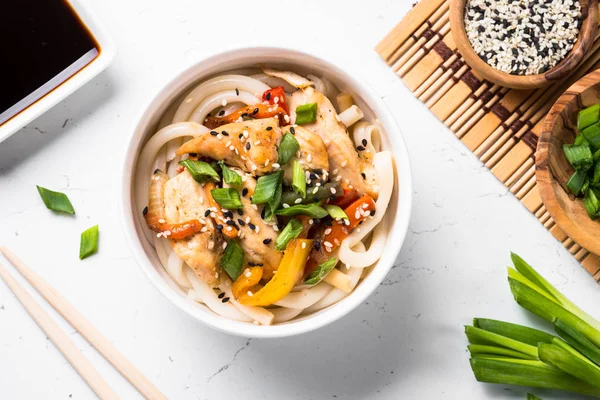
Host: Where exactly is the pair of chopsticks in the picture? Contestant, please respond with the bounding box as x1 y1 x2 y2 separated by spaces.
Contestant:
0 247 166 400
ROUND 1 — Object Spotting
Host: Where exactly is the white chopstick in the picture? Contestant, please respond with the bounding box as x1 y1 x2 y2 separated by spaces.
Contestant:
0 247 166 400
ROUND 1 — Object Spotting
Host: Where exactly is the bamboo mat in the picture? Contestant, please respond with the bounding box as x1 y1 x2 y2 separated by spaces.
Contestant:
376 0 600 281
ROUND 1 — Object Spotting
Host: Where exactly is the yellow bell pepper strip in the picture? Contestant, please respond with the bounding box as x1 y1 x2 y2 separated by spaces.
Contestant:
233 238 313 306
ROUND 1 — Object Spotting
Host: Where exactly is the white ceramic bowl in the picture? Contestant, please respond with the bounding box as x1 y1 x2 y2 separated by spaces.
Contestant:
120 47 412 338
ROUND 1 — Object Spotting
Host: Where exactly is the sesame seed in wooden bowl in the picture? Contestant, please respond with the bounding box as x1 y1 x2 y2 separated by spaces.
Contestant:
450 0 598 90
537 70 600 256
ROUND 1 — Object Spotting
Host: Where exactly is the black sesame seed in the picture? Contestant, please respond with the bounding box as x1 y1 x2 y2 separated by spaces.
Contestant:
204 210 211 217
221 297 230 303
142 206 148 215
154 169 160 174
249 262 256 267
218 292 225 299
261 208 266 219
235 88 240 96
266 126 273 131
263 238 272 244
313 240 321 251
246 142 251 150
210 131 219 136
237 209 244 216
362 139 367 146
290 126 296 135
370 210 376 216
239 133 244 139
266 92 271 101
248 223 256 230
357 145 365 151
253 108 259 115
238 219 246 226
256 263 263 267
226 220 235 226
189 153 197 157
224 210 233 218
216 224 223 230
242 188 249 196
310 173 317 180
361 173 366 179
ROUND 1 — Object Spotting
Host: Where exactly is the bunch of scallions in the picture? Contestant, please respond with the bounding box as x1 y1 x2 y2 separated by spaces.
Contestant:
466 253 600 397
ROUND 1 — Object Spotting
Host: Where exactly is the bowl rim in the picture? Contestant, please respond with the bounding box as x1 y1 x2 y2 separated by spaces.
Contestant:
119 46 413 338
449 0 598 90
537 69 600 256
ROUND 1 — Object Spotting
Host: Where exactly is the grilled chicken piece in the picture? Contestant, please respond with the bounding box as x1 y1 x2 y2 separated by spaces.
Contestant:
232 168 282 280
289 91 378 199
177 118 282 176
281 126 329 183
163 170 223 285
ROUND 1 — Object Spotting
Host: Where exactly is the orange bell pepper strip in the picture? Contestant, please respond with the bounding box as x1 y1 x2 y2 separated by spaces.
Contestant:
204 182 238 239
330 182 359 209
204 104 288 129
234 238 312 306
262 86 288 113
304 195 375 277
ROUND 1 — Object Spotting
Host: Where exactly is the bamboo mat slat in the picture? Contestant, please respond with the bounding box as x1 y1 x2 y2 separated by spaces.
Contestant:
377 1 600 281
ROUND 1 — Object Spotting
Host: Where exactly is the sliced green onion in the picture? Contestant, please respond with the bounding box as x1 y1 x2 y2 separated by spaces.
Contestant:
179 159 220 183
211 188 242 209
37 186 75 214
275 203 328 219
295 103 318 125
252 170 283 204
281 182 342 206
575 133 590 146
275 218 303 251
278 133 300 165
292 161 306 198
324 205 348 220
592 161 600 185
220 240 245 280
584 188 600 219
538 342 600 388
527 393 543 400
469 357 600 397
578 104 600 131
555 319 600 366
264 183 282 222
305 257 337 285
593 148 600 162
79 225 99 260
566 170 587 196
563 144 593 172
473 318 555 347
582 122 600 150
465 326 539 359
218 161 241 186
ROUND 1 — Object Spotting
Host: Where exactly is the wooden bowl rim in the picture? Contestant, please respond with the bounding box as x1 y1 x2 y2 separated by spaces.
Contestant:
536 69 600 256
450 0 598 90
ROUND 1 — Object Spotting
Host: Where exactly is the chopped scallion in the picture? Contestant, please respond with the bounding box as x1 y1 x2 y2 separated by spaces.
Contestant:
562 144 593 172
292 161 306 198
275 218 303 251
324 205 347 220
220 240 244 280
582 122 600 149
305 257 337 285
583 188 600 219
578 104 600 131
219 161 242 186
575 133 590 146
79 225 99 260
179 159 220 183
275 203 328 219
252 170 283 205
37 186 75 214
278 133 300 165
566 171 587 196
295 103 318 125
211 188 242 209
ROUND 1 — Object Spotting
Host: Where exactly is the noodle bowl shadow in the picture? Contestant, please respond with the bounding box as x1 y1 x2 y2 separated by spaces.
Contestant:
120 47 412 338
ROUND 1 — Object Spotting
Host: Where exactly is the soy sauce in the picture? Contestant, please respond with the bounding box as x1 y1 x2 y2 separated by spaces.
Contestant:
0 0 99 125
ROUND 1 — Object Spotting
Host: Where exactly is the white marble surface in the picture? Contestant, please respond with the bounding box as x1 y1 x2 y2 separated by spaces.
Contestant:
0 1 599 399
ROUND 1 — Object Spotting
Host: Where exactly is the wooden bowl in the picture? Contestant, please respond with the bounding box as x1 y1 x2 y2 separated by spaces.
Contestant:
450 0 598 90
537 70 600 255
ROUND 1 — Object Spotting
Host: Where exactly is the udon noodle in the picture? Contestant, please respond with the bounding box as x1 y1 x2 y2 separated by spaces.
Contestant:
135 67 394 325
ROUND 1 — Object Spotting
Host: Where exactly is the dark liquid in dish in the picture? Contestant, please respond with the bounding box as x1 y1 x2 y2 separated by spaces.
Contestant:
0 0 99 126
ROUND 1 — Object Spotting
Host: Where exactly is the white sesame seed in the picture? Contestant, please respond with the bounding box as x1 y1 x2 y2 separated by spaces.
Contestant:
330 188 336 194
294 198 302 204
307 154 312 163
341 160 347 167
208 241 215 249
221 99 227 106
222 242 228 249
282 203 290 208
302 242 306 249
